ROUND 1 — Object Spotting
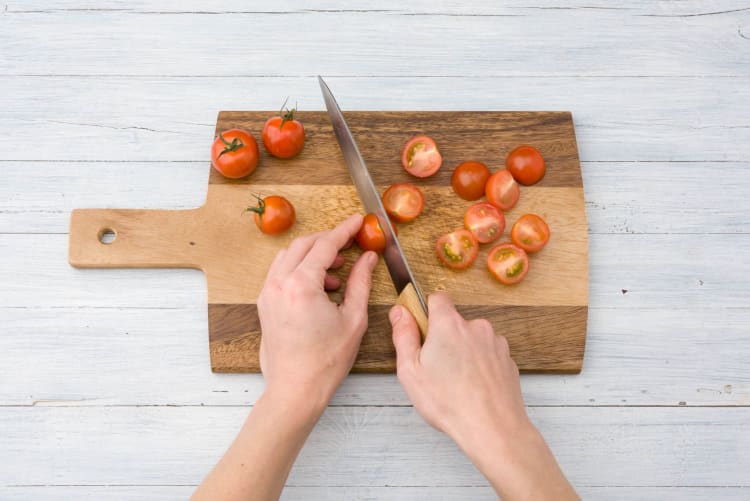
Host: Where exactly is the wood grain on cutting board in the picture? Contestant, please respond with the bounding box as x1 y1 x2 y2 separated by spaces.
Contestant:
69 111 588 373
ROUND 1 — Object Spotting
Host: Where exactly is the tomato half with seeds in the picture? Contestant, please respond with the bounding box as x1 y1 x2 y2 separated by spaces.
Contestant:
506 145 545 186
435 229 479 270
451 161 491 201
487 243 529 285
262 101 306 159
485 169 520 211
356 213 396 253
245 195 295 235
464 202 505 244
382 183 425 223
401 135 442 178
511 214 550 253
211 129 259 179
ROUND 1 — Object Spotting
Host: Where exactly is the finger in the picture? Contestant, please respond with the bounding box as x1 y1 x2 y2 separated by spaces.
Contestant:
275 231 325 275
329 254 345 270
298 214 364 279
340 250 378 329
324 274 342 291
265 248 288 280
343 238 354 250
389 305 421 374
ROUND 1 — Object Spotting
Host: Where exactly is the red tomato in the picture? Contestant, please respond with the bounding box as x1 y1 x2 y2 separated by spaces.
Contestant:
356 213 396 253
464 202 506 244
487 243 529 285
401 135 442 178
451 161 491 201
506 145 545 186
245 195 295 235
262 102 306 159
382 183 425 223
485 170 520 211
211 129 259 179
511 214 550 253
435 229 479 270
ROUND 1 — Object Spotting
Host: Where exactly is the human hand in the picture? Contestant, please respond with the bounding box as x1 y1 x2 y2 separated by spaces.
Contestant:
389 293 578 500
389 292 530 446
257 214 378 411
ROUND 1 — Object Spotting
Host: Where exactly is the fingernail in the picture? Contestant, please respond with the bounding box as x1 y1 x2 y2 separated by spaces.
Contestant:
367 251 378 267
389 306 402 325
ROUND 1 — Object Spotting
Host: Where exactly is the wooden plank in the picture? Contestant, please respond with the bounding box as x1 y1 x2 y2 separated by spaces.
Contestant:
1 406 748 486
3 161 749 235
0 307 747 407
2 233 746 308
1 486 747 501
1 76 748 162
1 6 748 77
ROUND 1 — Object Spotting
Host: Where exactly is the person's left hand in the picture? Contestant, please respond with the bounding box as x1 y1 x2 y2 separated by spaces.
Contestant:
257 213 378 410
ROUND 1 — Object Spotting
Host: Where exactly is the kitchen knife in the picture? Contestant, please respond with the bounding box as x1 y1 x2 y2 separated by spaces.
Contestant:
318 76 429 339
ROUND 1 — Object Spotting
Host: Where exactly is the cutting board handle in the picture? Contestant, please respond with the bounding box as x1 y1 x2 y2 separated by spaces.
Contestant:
68 208 205 269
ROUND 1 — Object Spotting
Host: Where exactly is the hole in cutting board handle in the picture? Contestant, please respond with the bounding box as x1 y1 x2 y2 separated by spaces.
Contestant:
98 228 116 244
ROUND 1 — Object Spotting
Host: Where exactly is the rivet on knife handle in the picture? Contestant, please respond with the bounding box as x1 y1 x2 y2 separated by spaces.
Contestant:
396 283 429 342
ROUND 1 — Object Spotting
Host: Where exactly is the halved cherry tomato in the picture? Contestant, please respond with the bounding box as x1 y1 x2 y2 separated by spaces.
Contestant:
401 135 442 178
511 214 550 253
464 202 505 244
262 101 306 159
451 161 491 201
382 183 424 223
485 170 520 211
506 145 545 186
211 129 259 179
435 229 479 270
356 213 396 253
245 195 295 235
487 243 529 285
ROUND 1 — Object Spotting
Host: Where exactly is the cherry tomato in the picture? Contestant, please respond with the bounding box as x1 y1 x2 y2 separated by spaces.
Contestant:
451 161 491 201
435 229 479 270
245 195 295 235
464 202 506 244
506 145 545 186
211 129 259 179
262 101 306 159
487 243 529 285
356 213 396 253
382 183 425 223
485 170 520 211
511 214 550 253
401 135 442 178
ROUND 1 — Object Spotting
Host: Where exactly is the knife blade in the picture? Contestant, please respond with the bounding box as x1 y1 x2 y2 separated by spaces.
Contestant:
318 76 429 337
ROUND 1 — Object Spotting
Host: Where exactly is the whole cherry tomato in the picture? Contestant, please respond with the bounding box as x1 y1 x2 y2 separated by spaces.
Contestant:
262 100 306 159
211 129 259 179
451 161 491 201
506 145 545 186
356 213 396 253
245 195 296 235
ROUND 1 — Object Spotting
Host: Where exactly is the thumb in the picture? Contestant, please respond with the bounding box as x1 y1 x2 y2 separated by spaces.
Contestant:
389 305 421 373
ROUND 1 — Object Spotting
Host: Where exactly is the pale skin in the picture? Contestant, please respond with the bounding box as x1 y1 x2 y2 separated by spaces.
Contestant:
192 214 578 501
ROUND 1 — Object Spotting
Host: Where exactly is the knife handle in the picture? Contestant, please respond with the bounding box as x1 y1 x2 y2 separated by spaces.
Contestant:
396 283 429 343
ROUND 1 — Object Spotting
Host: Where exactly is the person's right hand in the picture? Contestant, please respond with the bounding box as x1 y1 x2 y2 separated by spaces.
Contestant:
389 292 579 500
389 292 530 446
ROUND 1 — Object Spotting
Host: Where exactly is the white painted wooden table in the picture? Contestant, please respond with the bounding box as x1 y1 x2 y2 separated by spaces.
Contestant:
2 1 749 499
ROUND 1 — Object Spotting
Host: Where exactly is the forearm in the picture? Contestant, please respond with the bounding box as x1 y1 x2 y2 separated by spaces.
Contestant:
457 420 578 501
192 388 326 501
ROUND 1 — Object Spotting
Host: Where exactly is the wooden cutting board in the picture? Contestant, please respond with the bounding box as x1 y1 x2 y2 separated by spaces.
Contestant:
69 111 588 373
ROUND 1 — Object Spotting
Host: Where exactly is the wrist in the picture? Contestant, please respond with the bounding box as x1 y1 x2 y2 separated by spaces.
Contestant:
261 381 330 424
